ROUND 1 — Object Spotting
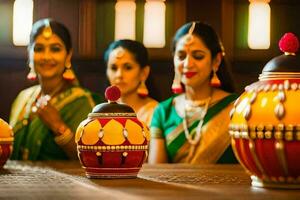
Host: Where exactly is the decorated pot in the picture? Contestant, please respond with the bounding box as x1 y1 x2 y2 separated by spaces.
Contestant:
230 33 300 188
75 86 150 178
0 118 13 167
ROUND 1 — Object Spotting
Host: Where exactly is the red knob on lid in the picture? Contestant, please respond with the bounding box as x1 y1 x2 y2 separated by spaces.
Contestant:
279 32 299 54
105 86 121 102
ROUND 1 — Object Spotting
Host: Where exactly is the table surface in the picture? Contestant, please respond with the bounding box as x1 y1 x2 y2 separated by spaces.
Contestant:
0 161 299 200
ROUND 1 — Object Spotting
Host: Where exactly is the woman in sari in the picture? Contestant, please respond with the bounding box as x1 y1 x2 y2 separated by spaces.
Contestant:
149 22 237 164
10 18 99 160
104 39 158 126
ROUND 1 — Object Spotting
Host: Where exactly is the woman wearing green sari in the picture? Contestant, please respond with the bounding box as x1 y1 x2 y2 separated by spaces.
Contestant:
149 22 238 164
10 18 99 160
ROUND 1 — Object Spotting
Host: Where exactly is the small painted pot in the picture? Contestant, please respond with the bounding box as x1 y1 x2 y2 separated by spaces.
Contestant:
0 118 13 167
75 86 150 178
230 33 300 188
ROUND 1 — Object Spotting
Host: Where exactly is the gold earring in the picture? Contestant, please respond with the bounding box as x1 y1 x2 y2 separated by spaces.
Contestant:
210 69 221 87
137 81 149 98
63 62 75 81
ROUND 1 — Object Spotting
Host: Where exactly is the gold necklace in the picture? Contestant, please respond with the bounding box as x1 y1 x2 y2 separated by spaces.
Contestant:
182 95 211 145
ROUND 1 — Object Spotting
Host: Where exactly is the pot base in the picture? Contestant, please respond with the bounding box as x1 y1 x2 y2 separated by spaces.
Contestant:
251 176 300 189
84 166 140 179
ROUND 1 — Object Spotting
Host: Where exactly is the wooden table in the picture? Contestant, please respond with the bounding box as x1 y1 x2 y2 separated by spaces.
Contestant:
0 161 299 199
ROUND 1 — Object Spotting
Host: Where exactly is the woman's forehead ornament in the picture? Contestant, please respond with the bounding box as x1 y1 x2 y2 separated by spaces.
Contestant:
42 20 52 39
183 22 196 46
113 47 125 59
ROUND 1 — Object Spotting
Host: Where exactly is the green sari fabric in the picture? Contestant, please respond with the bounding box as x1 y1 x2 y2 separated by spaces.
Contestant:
10 85 101 160
151 94 238 164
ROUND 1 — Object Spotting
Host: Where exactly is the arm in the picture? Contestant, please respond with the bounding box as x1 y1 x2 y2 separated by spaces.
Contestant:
148 105 168 164
37 94 94 159
148 137 168 164
36 103 77 159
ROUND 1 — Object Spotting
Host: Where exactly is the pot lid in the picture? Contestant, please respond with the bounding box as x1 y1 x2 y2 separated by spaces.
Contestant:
262 33 300 72
90 86 135 115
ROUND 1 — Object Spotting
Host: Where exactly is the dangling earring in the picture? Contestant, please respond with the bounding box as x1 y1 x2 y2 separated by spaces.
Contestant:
210 69 221 87
137 81 149 98
171 73 183 94
63 61 75 81
27 61 37 81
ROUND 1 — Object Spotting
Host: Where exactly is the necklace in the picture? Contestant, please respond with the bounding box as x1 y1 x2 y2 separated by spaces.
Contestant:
182 95 212 145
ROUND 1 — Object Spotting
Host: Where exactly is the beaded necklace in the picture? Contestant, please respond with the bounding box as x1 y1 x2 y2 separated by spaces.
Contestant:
182 95 212 145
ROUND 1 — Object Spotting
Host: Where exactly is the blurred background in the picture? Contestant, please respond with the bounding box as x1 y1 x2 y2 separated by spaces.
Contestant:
0 0 300 121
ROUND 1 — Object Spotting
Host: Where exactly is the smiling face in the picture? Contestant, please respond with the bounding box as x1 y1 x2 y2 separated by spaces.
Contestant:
174 34 220 89
106 47 148 96
29 33 71 80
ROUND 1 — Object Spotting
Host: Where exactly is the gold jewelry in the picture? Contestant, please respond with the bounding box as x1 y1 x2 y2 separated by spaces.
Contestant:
185 97 210 112
182 22 196 46
182 95 211 145
219 41 226 56
42 19 52 39
210 69 221 87
63 62 75 81
54 125 73 145
137 81 149 97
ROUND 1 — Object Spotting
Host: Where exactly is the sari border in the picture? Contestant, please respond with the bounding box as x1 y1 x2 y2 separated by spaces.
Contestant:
166 94 238 161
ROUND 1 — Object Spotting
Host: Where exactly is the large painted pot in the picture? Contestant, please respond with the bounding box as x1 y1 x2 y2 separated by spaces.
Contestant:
230 33 300 188
0 118 13 167
75 86 150 178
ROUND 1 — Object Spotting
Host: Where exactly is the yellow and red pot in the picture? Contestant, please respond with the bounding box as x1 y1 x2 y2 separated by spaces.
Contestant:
0 118 13 167
230 33 300 188
75 86 150 178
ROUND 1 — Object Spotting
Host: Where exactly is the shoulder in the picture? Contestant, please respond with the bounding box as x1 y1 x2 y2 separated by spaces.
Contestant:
157 95 176 109
143 97 158 109
10 85 40 126
54 86 97 108
211 89 238 105
153 95 177 118
67 86 98 99
13 85 40 104
73 87 103 104
17 85 40 97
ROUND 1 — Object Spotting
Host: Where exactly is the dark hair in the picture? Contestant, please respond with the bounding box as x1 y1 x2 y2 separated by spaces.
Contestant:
104 39 149 68
29 18 72 53
104 39 160 100
172 21 236 93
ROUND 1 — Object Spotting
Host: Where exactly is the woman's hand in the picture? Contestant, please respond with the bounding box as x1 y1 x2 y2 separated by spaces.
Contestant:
36 99 65 136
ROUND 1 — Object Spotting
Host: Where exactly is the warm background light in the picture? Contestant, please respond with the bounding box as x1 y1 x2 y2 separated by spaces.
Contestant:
115 0 136 40
143 0 166 48
248 0 271 49
13 0 33 46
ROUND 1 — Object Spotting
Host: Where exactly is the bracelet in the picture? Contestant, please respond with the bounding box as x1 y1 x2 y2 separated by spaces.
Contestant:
150 127 164 139
54 125 74 146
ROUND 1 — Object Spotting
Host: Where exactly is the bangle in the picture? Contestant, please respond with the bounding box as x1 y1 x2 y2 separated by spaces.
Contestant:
54 125 73 145
150 127 163 139
56 124 68 136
